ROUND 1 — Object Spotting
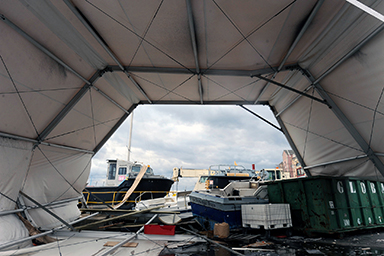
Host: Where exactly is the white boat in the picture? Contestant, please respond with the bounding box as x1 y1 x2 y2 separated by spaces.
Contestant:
189 179 269 230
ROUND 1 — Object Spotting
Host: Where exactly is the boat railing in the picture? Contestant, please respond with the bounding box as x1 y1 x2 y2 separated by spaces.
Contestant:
134 191 154 207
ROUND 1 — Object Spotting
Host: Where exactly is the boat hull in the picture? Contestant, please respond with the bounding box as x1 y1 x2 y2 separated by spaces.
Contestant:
189 191 267 230
83 177 174 209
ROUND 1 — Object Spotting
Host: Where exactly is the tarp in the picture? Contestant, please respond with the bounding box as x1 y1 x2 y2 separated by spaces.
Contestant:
2 0 384 245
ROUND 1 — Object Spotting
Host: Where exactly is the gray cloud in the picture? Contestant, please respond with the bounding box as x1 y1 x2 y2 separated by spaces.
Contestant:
89 105 290 190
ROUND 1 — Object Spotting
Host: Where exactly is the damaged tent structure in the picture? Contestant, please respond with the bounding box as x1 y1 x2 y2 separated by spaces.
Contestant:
1 0 384 249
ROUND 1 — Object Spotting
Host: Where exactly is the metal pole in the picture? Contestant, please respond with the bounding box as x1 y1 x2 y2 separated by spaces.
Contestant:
0 196 82 217
0 212 99 251
19 191 74 231
127 111 134 162
238 105 283 132
99 214 158 256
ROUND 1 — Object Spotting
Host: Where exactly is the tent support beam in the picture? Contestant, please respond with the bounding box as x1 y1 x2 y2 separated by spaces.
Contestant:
238 105 283 132
139 100 269 105
304 154 368 170
254 0 324 104
38 70 103 141
109 64 298 77
276 85 313 117
186 0 203 104
270 105 310 177
0 133 93 154
254 74 327 105
93 104 138 154
0 196 82 217
303 69 384 176
63 0 152 104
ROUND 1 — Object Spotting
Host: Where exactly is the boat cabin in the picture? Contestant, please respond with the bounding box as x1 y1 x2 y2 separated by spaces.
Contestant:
105 159 154 186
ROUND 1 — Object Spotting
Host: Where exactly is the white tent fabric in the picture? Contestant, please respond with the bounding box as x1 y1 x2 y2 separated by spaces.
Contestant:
20 145 91 229
0 138 32 248
2 0 384 247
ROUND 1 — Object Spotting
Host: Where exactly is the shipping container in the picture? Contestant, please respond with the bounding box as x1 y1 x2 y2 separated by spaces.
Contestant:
267 176 384 236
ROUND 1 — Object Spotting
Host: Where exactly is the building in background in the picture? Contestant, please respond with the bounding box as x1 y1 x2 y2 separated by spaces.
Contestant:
282 150 305 178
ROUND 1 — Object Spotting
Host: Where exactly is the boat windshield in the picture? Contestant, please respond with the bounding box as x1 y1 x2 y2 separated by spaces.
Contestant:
199 176 208 183
118 167 127 175
108 163 116 180
132 165 154 175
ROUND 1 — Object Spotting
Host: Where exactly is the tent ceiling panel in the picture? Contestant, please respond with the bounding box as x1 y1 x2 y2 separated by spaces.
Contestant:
280 92 363 166
244 1 318 68
288 1 345 64
99 72 141 106
71 0 166 67
0 22 88 139
2 0 384 185
44 88 125 150
1 1 109 77
309 158 374 178
195 1 297 70
301 1 382 74
201 75 262 102
269 71 310 108
130 72 199 102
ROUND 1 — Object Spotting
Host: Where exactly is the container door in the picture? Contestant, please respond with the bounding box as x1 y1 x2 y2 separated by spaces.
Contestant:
332 179 353 230
345 179 364 227
367 181 384 225
357 180 375 226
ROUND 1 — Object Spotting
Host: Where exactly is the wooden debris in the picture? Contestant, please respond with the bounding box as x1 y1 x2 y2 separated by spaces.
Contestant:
243 241 274 248
103 241 138 247
75 206 162 230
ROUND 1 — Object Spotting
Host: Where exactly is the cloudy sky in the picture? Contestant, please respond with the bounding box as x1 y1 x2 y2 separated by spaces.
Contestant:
89 104 290 190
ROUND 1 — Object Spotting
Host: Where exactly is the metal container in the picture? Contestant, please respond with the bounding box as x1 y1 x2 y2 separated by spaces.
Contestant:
267 176 384 236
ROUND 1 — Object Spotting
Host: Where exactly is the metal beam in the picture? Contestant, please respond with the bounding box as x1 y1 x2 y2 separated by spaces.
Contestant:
0 212 99 251
19 191 74 231
93 104 138 154
63 0 152 103
138 100 269 105
304 154 368 170
0 132 93 154
254 0 324 104
253 74 327 105
108 64 298 77
276 85 313 117
238 105 283 132
270 105 310 177
304 68 384 176
186 0 203 104
0 196 82 217
123 70 153 103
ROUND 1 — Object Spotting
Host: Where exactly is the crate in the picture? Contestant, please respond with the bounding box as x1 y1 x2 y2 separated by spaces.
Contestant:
144 224 175 235
242 204 292 230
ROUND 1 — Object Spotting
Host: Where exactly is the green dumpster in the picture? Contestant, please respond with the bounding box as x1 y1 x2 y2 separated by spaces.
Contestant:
267 176 384 235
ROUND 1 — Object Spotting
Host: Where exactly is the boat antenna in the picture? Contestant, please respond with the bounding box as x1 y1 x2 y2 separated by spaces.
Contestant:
127 111 134 162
